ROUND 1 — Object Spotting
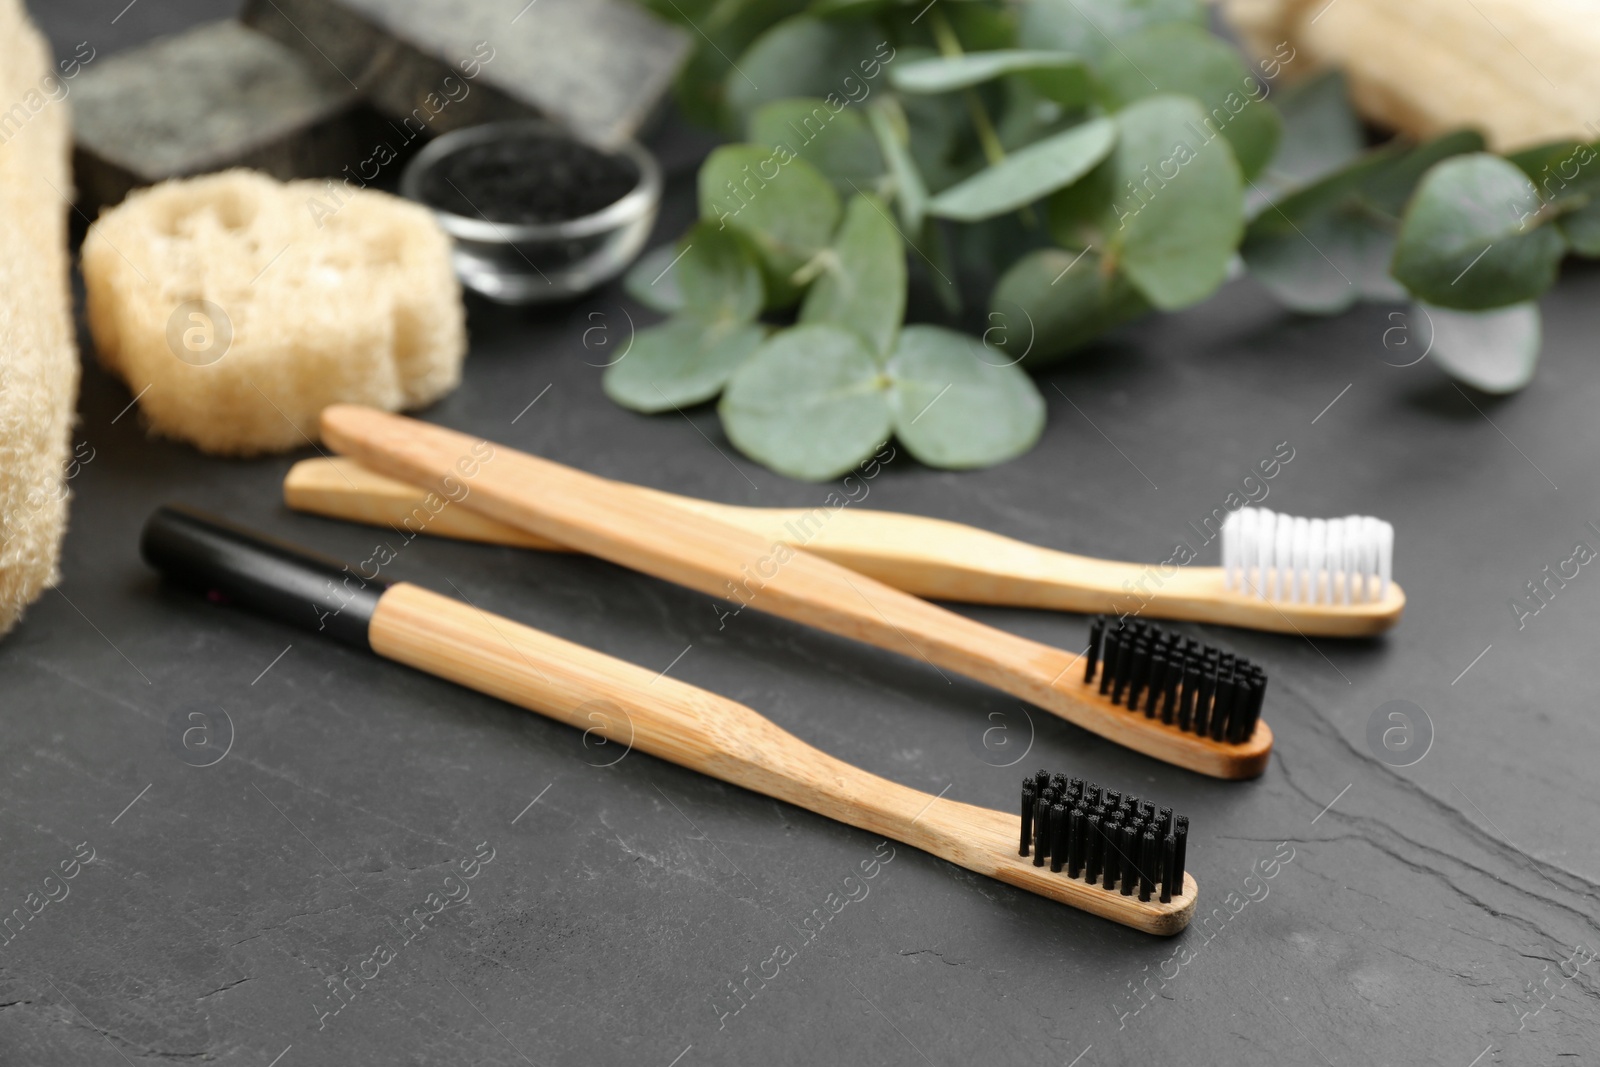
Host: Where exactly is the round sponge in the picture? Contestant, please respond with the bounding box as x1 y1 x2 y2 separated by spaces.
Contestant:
83 169 467 455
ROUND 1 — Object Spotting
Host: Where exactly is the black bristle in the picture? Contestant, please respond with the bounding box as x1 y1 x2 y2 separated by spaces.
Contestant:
1159 660 1180 723
1067 809 1086 878
1032 793 1050 865
1020 782 1036 855
1179 665 1200 730
1017 769 1190 904
1084 814 1103 882
1083 619 1266 744
1128 640 1152 708
1085 617 1105 682
1211 674 1237 742
1139 832 1158 901
1194 668 1216 736
1144 653 1166 716
1171 816 1189 892
1161 834 1177 903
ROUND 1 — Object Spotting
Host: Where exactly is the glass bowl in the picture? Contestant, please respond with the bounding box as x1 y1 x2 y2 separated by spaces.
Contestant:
401 120 661 305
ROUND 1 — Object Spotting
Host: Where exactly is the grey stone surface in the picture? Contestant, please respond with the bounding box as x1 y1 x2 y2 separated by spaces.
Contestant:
7 6 1600 1066
240 0 692 149
70 20 373 210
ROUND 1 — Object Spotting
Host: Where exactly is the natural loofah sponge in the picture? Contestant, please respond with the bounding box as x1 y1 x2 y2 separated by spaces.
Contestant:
0 0 82 636
83 169 466 455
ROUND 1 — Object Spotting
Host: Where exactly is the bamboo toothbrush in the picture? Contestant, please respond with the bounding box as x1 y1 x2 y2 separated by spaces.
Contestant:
317 405 1275 779
140 505 1198 935
283 455 1403 637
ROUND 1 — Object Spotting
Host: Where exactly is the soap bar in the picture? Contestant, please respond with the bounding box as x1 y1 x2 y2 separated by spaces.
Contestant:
72 21 376 211
240 0 691 148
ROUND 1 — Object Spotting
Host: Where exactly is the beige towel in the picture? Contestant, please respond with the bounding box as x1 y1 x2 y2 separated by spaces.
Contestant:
0 0 81 636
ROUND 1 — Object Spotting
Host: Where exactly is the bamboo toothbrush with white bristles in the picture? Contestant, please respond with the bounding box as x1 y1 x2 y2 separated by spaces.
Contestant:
284 457 1402 638
314 406 1279 779
141 505 1198 935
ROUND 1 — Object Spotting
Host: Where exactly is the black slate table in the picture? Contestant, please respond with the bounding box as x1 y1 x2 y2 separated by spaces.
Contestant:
6 6 1599 1066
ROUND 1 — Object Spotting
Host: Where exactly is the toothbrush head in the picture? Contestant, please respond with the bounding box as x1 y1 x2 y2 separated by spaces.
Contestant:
1019 770 1190 905
1221 508 1394 604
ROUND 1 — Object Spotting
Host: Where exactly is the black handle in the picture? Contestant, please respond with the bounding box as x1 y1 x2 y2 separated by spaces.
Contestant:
140 504 387 648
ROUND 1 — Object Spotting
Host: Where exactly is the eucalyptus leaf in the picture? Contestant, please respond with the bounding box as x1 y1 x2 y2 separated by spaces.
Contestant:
1049 94 1244 310
748 98 884 193
1018 0 1203 64
1241 146 1406 313
624 244 685 314
1096 23 1282 180
1391 153 1566 310
800 194 906 354
1243 134 1485 312
1360 129 1486 217
673 222 766 322
867 100 929 230
1417 300 1541 394
724 17 897 127
1506 139 1600 206
699 144 843 307
1243 210 1396 313
1558 196 1600 256
927 118 1116 221
989 247 1151 367
885 325 1045 468
603 319 768 413
1266 70 1363 189
890 50 1087 95
719 325 892 481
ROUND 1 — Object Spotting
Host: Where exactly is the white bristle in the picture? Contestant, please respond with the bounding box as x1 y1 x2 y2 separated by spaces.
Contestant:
1219 507 1395 604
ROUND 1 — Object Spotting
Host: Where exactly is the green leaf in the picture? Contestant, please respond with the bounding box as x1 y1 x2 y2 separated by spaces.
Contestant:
927 118 1116 222
867 100 929 231
799 194 906 354
673 222 765 322
1241 146 1406 313
603 319 768 413
646 0 814 129
1360 129 1485 217
624 244 685 314
885 325 1045 468
889 50 1088 95
1242 133 1487 312
719 325 891 481
1506 139 1600 206
723 17 896 127
1558 196 1600 256
1265 70 1363 189
1018 0 1203 64
747 98 884 194
1096 24 1282 180
1049 94 1244 310
1391 153 1566 310
699 144 843 308
1418 300 1541 394
989 246 1151 367
1243 209 1396 313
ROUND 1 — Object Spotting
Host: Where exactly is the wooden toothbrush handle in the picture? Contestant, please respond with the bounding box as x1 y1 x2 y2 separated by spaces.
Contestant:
320 406 1079 711
285 457 1401 638
369 583 1195 934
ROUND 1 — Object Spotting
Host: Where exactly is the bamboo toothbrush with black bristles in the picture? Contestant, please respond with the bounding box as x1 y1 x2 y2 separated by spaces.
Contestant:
140 505 1197 935
283 456 1403 637
315 406 1275 779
